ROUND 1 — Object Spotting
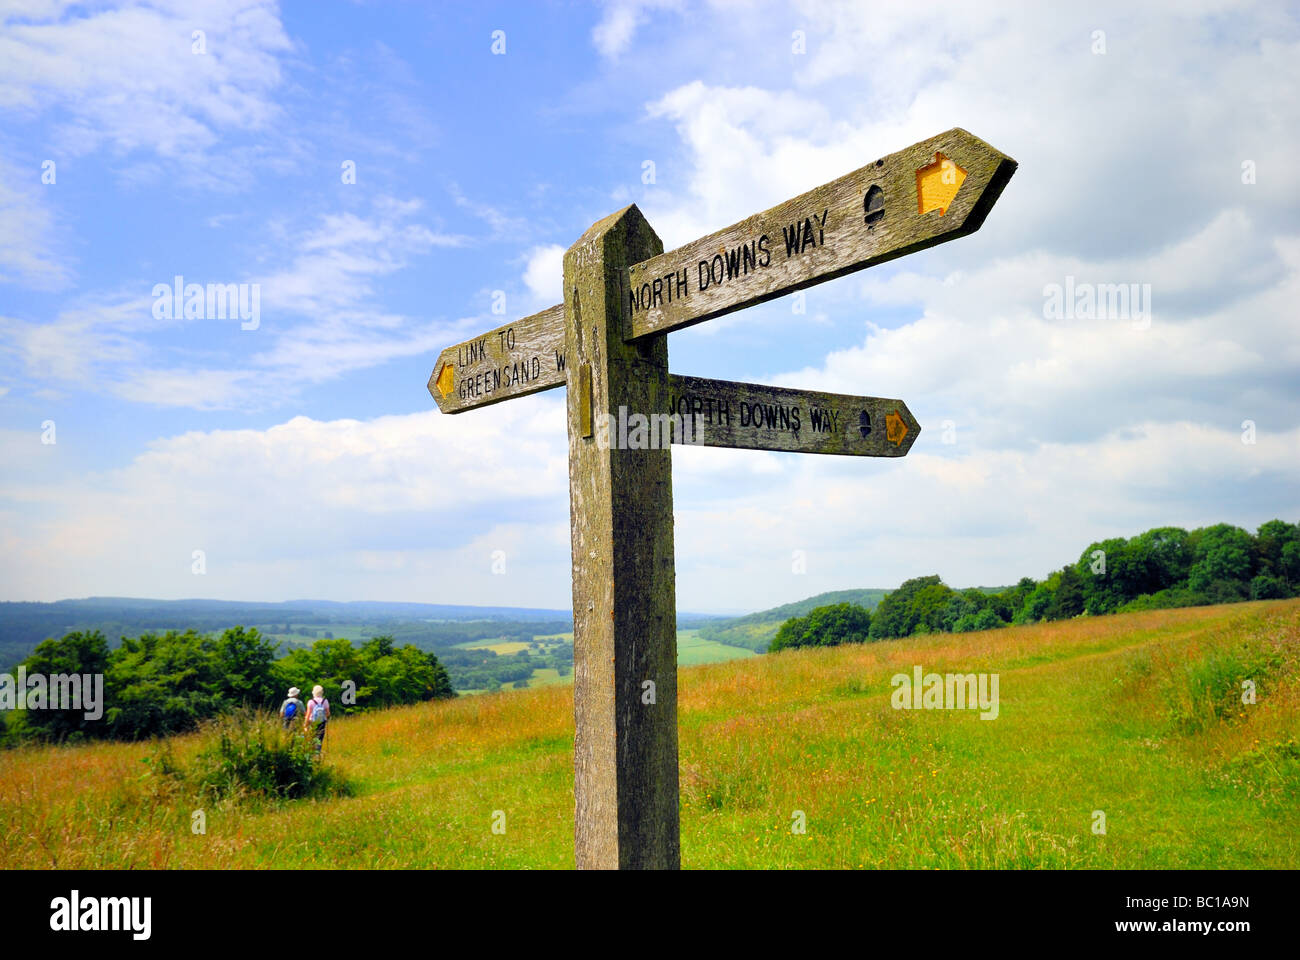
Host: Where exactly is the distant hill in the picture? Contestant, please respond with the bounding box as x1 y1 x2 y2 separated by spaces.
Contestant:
697 588 891 653
0 597 730 670
697 585 1016 653
0 597 573 670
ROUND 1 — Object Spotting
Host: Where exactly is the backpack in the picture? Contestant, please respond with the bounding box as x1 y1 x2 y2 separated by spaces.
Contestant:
308 698 327 723
283 700 298 719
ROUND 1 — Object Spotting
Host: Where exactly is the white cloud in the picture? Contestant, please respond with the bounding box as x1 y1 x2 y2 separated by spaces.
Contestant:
632 3 1300 450
522 244 565 306
618 0 1300 606
0 152 67 289
11 395 1289 609
592 0 683 59
0 296 154 382
643 81 842 250
448 184 528 241
3 0 1298 614
762 215 1300 454
0 0 291 164
671 418 1300 602
638 2 1300 267
593 5 639 58
0 196 473 409
0 401 572 603
257 199 467 318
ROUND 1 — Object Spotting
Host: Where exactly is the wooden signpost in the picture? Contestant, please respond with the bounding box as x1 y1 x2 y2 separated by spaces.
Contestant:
663 374 920 457
427 128 1015 869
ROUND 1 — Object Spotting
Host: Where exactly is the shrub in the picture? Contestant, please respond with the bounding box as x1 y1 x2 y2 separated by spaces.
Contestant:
770 603 872 652
868 576 950 639
1159 641 1283 734
1250 575 1291 600
187 711 351 802
1013 584 1054 624
957 608 1008 632
1116 586 1209 613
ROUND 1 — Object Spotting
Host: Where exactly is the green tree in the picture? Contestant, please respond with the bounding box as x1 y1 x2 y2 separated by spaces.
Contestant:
1256 520 1300 582
1014 583 1054 624
1187 524 1254 596
1047 565 1085 620
942 590 985 633
273 637 368 712
971 607 1005 631
910 582 956 634
354 635 456 707
869 576 948 639
770 603 872 651
1079 537 1129 614
1250 575 1290 600
994 578 1037 623
426 651 455 700
214 625 277 705
1282 541 1300 585
105 630 225 739
15 630 111 742
1130 526 1192 591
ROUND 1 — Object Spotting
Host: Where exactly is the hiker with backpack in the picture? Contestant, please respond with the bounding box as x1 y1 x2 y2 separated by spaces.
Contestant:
303 684 330 754
280 687 303 731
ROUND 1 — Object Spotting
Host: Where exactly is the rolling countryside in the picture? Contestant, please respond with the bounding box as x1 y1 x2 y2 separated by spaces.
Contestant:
3 599 1295 870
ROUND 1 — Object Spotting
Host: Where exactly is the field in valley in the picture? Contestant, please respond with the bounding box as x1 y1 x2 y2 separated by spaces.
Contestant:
454 629 753 692
2 599 1296 869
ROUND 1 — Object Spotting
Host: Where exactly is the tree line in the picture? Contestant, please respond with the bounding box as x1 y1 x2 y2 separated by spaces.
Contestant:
438 642 573 692
770 519 1299 651
2 627 454 745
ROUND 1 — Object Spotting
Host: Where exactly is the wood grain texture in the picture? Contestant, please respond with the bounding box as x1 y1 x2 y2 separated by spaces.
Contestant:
624 127 1016 339
662 374 920 457
425 303 565 413
564 205 680 870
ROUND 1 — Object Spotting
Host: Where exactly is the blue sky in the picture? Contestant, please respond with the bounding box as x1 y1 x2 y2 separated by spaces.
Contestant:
1 0 1297 613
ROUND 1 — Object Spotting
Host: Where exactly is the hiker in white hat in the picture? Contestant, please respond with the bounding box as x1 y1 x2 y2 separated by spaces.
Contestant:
304 684 331 755
279 687 303 731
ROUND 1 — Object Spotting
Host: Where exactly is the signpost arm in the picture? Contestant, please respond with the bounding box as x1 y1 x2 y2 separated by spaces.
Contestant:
563 204 680 870
424 128 1016 870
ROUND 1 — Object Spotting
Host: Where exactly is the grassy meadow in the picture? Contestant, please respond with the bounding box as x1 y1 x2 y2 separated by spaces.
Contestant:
676 628 757 666
2 599 1296 869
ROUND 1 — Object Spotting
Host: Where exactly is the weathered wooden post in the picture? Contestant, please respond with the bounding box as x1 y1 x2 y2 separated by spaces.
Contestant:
563 206 680 869
426 127 1016 871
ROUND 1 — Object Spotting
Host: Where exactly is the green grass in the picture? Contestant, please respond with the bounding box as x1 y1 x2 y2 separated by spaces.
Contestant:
523 668 570 689
676 629 757 666
451 639 535 655
3 600 1297 869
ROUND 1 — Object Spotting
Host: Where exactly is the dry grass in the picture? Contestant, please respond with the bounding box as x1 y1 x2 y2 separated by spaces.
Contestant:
2 600 1296 869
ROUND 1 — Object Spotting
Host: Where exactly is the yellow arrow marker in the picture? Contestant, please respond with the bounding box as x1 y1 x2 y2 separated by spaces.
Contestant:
433 361 455 398
885 409 909 446
916 152 967 216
